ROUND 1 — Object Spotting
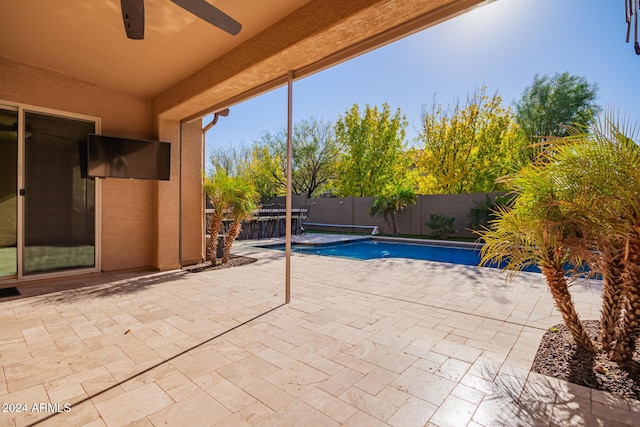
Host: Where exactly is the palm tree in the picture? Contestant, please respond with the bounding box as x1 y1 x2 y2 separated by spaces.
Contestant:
482 112 640 358
547 114 640 360
543 134 623 355
478 164 594 352
202 170 234 265
369 187 416 235
221 177 259 264
589 118 640 362
615 228 640 361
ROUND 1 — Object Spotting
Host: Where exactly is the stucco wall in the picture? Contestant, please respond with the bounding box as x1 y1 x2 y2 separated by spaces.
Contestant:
0 58 157 272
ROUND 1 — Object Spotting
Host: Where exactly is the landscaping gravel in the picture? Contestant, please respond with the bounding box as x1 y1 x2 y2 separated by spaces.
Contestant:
532 320 640 401
182 256 257 273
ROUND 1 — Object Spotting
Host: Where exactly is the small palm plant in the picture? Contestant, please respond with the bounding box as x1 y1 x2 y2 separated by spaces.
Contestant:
478 163 594 352
221 177 259 264
369 187 416 235
202 170 234 265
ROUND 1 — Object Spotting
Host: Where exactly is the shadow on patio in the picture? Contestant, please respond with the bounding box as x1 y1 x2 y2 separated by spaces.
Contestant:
24 270 191 304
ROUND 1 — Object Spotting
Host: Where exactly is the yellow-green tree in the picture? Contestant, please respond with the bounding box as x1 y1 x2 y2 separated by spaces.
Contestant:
416 87 527 194
246 144 281 203
334 103 412 197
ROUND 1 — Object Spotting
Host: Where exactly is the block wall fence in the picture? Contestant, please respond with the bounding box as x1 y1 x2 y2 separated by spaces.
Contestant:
274 192 506 239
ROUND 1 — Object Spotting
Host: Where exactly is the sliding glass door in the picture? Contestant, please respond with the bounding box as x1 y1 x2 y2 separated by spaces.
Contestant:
0 105 99 279
0 107 18 279
22 111 97 275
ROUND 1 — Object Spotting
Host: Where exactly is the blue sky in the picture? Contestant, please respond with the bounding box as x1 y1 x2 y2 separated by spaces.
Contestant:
205 0 639 154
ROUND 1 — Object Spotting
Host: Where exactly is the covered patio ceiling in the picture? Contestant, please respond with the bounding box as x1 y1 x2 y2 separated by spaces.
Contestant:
0 0 489 121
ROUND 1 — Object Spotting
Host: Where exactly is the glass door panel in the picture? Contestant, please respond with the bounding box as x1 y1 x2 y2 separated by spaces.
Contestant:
0 108 18 278
23 111 96 275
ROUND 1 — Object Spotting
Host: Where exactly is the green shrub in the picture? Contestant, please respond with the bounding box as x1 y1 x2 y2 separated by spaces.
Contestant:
426 213 456 239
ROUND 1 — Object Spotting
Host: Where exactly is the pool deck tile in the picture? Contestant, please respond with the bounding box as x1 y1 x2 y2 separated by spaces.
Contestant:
0 236 635 426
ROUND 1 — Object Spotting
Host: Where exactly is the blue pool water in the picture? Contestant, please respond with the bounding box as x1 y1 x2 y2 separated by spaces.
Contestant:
262 239 541 272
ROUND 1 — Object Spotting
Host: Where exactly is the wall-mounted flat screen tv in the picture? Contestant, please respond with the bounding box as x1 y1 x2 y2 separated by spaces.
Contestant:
84 134 171 181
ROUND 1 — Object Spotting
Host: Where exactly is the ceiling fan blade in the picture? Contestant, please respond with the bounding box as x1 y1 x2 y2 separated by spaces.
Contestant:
170 0 241 36
121 0 145 40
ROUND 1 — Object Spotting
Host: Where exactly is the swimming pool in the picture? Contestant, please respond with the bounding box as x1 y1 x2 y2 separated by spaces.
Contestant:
261 239 540 272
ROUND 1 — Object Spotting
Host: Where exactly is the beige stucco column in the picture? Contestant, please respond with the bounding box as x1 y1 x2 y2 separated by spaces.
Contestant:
153 118 181 270
180 119 206 266
152 117 205 270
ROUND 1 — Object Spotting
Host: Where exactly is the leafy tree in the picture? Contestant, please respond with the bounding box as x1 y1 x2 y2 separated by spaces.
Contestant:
221 177 259 263
416 87 527 194
208 144 252 178
369 186 416 235
334 103 411 197
252 117 339 198
515 72 601 141
293 118 340 197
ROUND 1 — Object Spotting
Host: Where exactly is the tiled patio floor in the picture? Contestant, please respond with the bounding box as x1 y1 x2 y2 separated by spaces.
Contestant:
1 241 637 426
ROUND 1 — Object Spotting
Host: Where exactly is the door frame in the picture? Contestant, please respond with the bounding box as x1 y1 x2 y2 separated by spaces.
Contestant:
0 101 102 283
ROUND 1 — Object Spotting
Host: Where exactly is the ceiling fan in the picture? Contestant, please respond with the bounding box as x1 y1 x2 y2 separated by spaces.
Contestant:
120 0 242 40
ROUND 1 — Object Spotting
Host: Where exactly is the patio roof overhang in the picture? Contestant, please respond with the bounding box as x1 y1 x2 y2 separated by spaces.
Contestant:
0 0 489 122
